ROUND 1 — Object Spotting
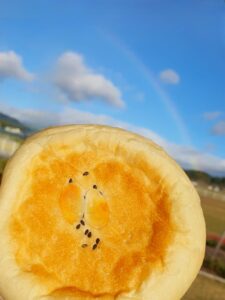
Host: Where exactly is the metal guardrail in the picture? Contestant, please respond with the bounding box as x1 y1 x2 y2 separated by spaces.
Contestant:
199 270 225 285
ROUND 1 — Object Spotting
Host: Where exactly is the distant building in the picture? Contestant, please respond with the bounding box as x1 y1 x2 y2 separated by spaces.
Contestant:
191 181 198 187
4 126 22 135
214 186 220 193
208 185 213 191
0 135 20 157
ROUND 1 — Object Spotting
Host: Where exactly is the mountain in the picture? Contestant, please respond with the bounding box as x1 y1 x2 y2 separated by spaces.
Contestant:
0 112 25 128
0 112 32 137
185 169 225 187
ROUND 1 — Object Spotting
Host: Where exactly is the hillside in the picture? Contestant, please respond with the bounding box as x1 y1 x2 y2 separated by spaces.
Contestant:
0 112 25 128
0 112 32 137
185 169 225 187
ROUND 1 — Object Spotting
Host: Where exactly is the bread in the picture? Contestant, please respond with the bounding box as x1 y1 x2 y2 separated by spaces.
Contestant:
0 125 206 300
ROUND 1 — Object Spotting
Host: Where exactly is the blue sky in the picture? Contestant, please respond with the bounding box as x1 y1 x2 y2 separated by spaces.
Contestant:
0 0 225 175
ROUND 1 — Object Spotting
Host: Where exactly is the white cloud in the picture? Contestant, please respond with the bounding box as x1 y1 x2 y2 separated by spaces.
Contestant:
53 52 125 108
212 121 225 136
159 69 180 84
0 51 34 81
0 102 225 176
164 144 225 176
203 111 222 121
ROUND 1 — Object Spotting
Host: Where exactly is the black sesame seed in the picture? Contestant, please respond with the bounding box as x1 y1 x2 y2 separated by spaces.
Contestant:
83 171 89 176
69 178 73 183
88 232 92 238
93 184 97 189
96 238 100 244
76 224 81 229
82 244 88 248
92 244 97 250
85 229 89 235
80 220 85 226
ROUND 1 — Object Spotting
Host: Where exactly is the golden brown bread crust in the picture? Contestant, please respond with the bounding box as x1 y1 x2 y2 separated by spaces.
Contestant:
0 125 206 300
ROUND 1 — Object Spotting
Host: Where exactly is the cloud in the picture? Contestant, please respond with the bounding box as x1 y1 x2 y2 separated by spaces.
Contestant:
203 111 222 121
53 52 125 108
0 51 34 81
211 121 225 136
159 69 180 84
1 102 225 176
164 144 225 176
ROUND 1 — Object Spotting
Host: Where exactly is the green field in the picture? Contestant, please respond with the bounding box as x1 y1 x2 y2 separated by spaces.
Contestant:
182 274 225 300
182 191 225 300
201 195 225 235
0 157 7 174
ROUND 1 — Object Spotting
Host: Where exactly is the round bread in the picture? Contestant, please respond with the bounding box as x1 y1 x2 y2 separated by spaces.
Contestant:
0 125 205 300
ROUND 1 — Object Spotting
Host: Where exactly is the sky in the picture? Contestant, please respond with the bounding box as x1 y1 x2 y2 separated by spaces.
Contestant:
0 0 225 175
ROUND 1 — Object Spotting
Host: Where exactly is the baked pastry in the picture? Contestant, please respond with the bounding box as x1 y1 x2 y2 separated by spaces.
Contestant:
0 125 205 300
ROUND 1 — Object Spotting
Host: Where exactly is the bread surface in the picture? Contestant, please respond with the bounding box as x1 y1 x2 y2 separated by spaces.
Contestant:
0 125 206 300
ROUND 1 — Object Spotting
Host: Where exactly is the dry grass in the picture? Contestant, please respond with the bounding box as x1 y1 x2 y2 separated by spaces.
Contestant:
182 274 225 300
200 195 225 235
182 191 225 300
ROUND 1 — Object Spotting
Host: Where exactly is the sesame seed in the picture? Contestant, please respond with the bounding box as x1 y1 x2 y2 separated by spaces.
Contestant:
96 238 100 244
85 229 89 235
88 232 92 238
83 171 89 176
69 178 73 183
93 185 97 189
82 244 88 248
92 244 97 250
76 224 81 229
80 220 85 226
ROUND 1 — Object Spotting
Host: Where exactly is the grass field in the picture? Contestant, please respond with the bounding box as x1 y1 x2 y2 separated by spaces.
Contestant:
201 195 225 235
0 157 7 174
182 274 225 300
182 191 225 300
